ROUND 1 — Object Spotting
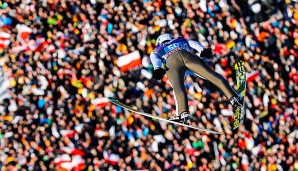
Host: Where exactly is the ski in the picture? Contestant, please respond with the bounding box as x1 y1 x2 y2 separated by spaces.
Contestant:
233 60 246 129
108 97 221 134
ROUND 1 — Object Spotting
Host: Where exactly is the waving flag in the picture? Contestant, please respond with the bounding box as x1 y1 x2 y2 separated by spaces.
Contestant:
117 50 142 72
60 130 77 138
16 24 32 43
54 154 71 166
103 151 120 166
28 37 46 51
54 154 85 171
0 32 10 49
247 70 260 82
91 97 110 108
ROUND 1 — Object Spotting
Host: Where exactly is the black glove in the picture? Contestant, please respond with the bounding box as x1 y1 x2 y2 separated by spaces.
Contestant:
201 48 213 59
153 68 166 80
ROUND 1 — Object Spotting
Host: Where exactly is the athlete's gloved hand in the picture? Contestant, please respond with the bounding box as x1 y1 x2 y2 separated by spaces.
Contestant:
201 48 213 59
153 68 166 80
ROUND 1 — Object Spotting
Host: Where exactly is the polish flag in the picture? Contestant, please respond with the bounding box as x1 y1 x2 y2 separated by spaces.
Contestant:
117 50 142 72
28 37 46 52
46 44 56 53
71 155 85 171
60 130 77 138
91 97 110 108
0 32 10 49
54 154 72 166
247 70 259 82
103 151 120 166
241 154 249 171
11 44 27 54
56 155 85 171
60 147 85 157
16 24 32 43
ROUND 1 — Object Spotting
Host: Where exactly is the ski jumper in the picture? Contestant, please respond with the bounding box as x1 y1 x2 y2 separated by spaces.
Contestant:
150 37 238 115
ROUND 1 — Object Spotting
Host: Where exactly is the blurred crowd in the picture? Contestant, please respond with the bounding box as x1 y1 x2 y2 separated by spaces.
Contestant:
0 0 297 170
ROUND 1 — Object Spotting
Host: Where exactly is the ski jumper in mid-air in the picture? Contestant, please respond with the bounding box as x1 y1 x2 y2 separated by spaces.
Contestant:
150 33 242 124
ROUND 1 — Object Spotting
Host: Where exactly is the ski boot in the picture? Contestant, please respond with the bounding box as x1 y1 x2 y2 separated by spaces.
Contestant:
169 111 190 125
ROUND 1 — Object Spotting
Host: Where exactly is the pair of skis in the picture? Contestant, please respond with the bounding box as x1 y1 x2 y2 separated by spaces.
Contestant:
108 60 246 134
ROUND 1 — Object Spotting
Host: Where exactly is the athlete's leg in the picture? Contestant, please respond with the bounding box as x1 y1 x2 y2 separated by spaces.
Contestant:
180 51 238 99
165 53 188 115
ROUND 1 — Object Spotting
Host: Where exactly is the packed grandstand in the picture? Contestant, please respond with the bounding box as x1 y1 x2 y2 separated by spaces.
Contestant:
0 0 297 170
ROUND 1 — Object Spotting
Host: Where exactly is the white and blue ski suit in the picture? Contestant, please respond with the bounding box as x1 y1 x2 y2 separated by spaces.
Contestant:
150 37 238 115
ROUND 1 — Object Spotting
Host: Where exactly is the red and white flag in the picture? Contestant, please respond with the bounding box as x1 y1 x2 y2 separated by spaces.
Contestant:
247 70 260 82
117 50 142 72
91 97 110 108
16 24 32 43
11 44 27 54
55 154 85 171
54 154 72 166
60 130 77 138
10 24 35 54
46 44 56 53
60 147 85 157
71 155 85 171
0 32 10 49
28 36 46 52
103 151 119 166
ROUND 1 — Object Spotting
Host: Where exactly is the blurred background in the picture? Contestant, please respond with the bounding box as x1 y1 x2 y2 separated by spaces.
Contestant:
0 0 297 171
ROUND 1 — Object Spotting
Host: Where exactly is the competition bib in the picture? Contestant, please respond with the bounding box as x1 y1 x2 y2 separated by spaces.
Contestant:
156 37 189 58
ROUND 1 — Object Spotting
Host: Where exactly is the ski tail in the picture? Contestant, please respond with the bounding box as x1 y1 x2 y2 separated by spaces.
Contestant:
235 60 246 96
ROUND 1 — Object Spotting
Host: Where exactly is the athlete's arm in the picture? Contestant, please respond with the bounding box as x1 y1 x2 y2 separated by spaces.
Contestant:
150 52 166 80
187 40 212 58
187 40 204 55
150 52 163 70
